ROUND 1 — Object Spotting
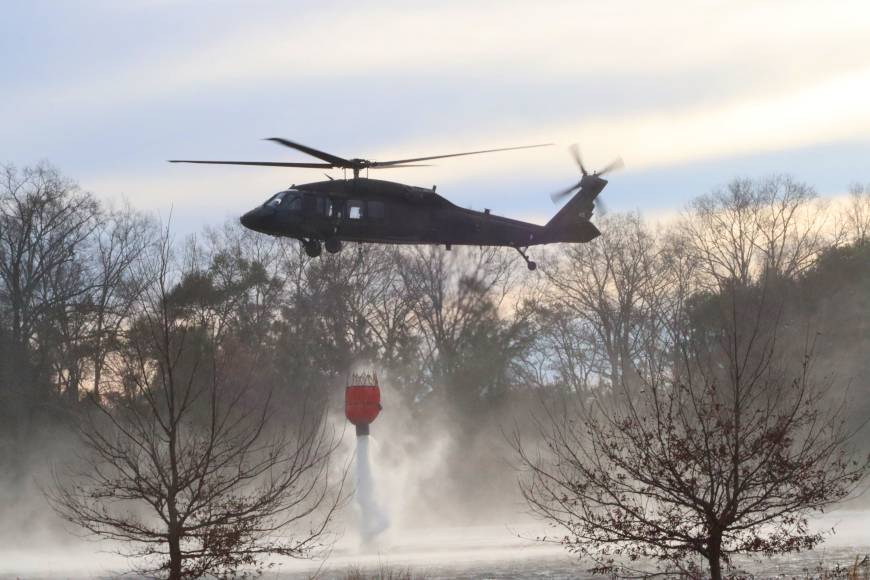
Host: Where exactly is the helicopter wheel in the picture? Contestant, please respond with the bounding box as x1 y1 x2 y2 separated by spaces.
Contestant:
324 237 343 254
304 240 322 258
515 246 537 271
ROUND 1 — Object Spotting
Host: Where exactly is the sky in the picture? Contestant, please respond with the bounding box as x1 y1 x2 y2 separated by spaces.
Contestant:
2 0 869 233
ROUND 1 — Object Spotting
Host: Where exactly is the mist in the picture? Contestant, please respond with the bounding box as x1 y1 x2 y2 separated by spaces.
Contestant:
1 168 869 578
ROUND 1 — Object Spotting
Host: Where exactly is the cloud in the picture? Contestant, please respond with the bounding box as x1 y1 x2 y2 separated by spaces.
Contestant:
6 0 870 230
368 66 870 182
4 1 869 124
81 61 870 218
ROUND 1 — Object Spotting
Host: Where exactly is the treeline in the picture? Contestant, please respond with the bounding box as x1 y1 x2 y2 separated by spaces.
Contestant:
1 164 869 537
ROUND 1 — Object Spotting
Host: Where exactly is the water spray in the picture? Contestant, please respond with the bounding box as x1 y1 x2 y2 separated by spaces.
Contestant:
345 372 388 542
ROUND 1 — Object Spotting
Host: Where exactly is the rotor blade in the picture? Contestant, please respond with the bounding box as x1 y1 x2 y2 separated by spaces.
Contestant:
369 164 432 168
550 182 581 204
168 160 335 168
595 196 609 216
569 143 587 176
598 156 625 176
370 143 553 167
265 138 351 166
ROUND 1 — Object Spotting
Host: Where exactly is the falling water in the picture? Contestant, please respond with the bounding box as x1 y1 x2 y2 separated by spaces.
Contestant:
355 434 389 543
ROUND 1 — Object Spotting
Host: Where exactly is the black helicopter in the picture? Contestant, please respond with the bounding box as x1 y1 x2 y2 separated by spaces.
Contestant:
169 138 621 270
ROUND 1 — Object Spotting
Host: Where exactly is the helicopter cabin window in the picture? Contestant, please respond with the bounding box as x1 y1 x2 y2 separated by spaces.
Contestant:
282 194 302 212
302 193 327 215
368 201 385 219
315 196 328 215
328 199 342 218
348 200 364 220
302 194 314 214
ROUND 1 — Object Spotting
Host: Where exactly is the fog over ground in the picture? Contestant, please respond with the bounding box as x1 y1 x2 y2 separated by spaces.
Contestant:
3 390 869 578
1 162 869 580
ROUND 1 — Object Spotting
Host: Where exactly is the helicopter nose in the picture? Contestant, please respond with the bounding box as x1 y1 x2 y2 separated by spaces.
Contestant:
240 209 261 231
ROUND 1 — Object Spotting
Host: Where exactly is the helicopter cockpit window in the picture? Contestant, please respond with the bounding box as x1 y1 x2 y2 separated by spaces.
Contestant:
348 200 364 220
264 191 287 208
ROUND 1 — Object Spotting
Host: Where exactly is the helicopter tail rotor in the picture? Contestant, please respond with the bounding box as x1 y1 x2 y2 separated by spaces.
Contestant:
550 144 623 214
570 143 587 176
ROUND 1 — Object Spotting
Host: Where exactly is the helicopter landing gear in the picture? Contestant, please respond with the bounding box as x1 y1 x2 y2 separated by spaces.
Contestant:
324 237 343 254
303 239 322 258
516 246 537 271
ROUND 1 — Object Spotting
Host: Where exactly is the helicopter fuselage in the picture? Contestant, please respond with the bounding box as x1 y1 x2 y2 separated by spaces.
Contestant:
240 177 600 249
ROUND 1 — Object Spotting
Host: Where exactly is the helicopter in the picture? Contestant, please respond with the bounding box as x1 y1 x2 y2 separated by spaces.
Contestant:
169 138 621 270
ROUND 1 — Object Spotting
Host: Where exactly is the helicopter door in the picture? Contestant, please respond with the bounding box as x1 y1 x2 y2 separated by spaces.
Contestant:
367 201 385 220
302 193 329 217
302 194 315 215
298 193 328 237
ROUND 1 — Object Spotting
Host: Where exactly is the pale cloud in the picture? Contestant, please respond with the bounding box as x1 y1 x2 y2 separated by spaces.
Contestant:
368 66 870 183
4 0 869 123
83 166 292 212
81 63 870 223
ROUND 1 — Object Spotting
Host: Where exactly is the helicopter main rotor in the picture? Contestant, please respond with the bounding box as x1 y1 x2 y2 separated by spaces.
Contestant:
170 138 553 179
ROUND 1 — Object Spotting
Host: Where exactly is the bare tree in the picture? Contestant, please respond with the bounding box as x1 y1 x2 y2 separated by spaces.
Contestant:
0 164 100 403
682 176 829 289
86 203 155 398
39 202 154 402
846 182 870 244
50 229 340 580
399 246 534 410
520 302 601 396
345 245 417 368
543 213 666 392
516 269 868 580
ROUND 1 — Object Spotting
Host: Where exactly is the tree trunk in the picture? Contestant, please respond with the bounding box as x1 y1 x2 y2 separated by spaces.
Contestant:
92 332 103 400
67 366 80 402
707 535 723 580
708 555 722 580
168 528 182 580
168 486 182 580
